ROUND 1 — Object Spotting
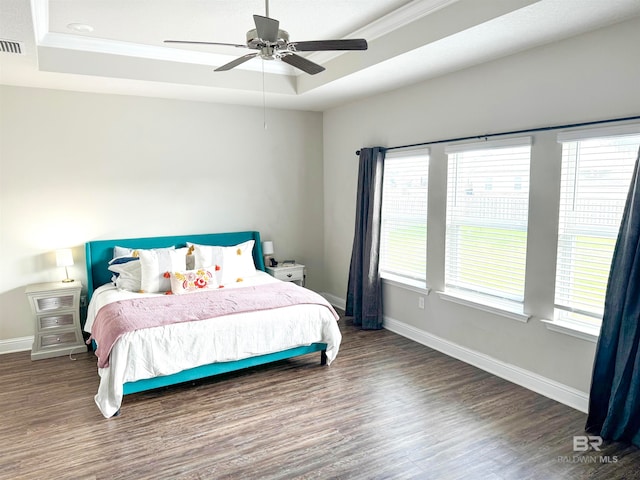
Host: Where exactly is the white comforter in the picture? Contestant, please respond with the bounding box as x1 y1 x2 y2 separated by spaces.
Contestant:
85 272 341 418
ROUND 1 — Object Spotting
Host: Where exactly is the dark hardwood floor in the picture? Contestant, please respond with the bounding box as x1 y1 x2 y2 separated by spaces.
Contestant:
1 314 639 480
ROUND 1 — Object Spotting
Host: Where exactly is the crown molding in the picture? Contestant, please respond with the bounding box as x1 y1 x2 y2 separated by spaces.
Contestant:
305 0 460 68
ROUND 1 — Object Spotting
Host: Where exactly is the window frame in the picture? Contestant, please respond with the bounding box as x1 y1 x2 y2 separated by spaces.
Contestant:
546 123 640 340
378 147 430 292
440 136 533 321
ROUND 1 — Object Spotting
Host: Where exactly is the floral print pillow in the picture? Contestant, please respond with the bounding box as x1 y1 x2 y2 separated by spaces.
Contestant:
169 267 217 294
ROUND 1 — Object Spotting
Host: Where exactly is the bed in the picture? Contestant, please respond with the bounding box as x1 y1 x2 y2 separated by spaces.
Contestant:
84 231 341 418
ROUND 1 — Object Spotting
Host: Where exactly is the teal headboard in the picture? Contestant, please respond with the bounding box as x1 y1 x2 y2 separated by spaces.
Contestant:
85 231 265 300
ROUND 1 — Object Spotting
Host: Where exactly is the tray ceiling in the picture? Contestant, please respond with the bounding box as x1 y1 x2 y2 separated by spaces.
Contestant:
1 0 639 110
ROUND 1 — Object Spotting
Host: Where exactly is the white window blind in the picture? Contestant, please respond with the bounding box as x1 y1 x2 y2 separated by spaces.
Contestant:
444 137 532 306
379 149 429 286
555 129 640 326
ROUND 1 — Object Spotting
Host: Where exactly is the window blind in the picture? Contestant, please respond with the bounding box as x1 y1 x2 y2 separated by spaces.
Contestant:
555 131 640 324
379 149 429 285
444 137 532 304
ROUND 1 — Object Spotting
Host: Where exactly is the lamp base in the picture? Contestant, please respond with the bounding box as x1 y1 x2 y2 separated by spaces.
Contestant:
61 265 74 283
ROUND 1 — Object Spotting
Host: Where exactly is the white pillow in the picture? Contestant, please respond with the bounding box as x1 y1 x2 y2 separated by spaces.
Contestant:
108 260 142 292
113 246 134 259
170 266 218 294
219 240 257 285
192 241 256 285
139 248 188 293
191 244 223 270
113 245 175 259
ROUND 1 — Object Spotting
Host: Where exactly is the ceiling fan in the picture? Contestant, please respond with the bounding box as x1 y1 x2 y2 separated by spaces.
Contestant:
164 0 368 75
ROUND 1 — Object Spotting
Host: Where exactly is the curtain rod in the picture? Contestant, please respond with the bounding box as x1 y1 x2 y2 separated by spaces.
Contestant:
354 115 640 156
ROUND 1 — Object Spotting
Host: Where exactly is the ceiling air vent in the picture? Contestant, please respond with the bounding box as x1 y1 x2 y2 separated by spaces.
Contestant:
0 39 23 54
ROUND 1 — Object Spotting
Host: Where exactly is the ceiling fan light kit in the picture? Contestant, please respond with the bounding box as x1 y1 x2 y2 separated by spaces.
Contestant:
164 2 367 75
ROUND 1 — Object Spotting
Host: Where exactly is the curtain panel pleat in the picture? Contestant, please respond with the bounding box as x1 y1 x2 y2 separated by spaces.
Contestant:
346 147 385 330
586 147 640 447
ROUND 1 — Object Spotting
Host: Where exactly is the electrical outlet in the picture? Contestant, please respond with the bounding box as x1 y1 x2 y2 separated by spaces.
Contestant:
418 297 425 309
80 295 87 307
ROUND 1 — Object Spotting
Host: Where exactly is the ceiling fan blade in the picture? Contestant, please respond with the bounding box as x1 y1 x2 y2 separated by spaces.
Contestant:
214 53 259 71
164 40 248 48
290 39 368 51
281 54 325 75
253 15 280 43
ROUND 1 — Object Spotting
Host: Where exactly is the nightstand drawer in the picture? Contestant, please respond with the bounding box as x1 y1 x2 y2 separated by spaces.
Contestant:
35 294 74 312
273 269 303 282
39 313 75 330
265 264 306 286
40 331 80 348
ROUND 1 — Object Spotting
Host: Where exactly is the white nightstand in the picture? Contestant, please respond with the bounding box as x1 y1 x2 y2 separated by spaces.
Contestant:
25 281 86 360
265 264 305 286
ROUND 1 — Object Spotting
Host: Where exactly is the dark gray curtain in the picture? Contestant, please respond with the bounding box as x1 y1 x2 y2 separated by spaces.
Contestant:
586 147 640 447
346 147 385 330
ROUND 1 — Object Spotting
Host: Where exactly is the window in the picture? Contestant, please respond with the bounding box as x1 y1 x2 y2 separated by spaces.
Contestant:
379 148 429 289
554 126 640 330
443 137 532 316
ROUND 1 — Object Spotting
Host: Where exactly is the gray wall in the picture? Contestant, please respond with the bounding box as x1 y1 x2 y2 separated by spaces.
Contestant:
322 17 640 396
0 86 324 341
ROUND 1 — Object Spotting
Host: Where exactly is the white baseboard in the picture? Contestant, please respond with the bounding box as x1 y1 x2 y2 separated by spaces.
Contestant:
0 336 33 355
384 316 589 413
320 292 346 311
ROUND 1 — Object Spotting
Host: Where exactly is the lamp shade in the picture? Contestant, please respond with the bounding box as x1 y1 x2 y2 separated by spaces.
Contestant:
262 241 274 256
56 248 74 267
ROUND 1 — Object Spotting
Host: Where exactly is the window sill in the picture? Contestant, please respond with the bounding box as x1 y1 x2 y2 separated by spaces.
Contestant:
541 318 599 343
380 274 430 295
437 290 530 323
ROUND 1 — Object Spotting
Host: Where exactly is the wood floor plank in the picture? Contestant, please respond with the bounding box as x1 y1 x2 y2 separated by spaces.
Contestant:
1 314 639 479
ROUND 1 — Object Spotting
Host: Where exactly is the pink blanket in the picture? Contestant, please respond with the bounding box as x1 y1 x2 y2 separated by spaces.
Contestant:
91 282 339 368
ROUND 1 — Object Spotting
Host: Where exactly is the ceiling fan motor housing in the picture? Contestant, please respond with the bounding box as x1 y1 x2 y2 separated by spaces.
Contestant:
246 28 290 50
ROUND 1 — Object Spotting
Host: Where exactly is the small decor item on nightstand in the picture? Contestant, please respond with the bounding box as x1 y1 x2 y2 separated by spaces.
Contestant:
56 248 75 283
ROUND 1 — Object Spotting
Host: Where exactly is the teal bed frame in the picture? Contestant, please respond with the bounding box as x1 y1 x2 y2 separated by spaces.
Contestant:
85 231 327 413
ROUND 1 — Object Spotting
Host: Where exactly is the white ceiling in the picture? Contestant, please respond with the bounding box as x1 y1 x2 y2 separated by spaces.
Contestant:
1 0 639 111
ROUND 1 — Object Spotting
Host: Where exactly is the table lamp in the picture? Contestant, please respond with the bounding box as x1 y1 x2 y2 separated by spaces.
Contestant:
56 248 75 283
262 241 276 267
